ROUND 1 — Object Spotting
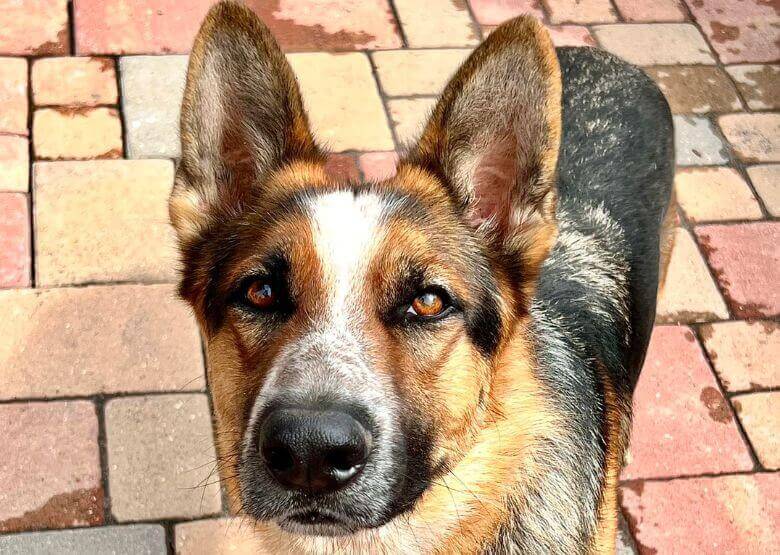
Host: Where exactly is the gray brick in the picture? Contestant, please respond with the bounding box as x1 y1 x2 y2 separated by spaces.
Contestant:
673 116 728 166
0 525 166 555
616 510 638 554
120 56 188 159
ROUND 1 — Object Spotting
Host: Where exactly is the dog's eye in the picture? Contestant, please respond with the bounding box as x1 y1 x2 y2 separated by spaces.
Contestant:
246 280 276 309
407 291 448 319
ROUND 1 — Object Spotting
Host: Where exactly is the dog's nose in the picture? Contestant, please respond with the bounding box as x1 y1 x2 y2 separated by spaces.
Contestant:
259 408 372 494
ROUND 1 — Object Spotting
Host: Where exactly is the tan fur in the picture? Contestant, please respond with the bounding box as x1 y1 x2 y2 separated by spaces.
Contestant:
658 190 677 295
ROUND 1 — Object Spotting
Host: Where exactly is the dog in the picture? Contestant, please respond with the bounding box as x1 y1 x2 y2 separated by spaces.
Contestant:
169 2 675 552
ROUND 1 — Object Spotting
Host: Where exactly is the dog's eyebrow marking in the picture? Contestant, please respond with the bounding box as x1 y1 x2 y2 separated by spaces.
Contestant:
308 190 388 323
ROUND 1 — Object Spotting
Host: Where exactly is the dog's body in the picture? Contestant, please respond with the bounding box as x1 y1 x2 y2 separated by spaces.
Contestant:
170 3 674 553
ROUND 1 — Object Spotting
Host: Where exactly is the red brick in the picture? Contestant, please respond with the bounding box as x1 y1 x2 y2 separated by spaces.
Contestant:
358 151 398 181
469 0 544 25
623 326 753 480
0 135 29 192
695 222 780 318
0 57 28 135
621 474 779 553
0 0 69 55
0 401 102 533
613 0 687 21
74 0 401 55
546 25 596 46
685 0 779 63
0 193 31 288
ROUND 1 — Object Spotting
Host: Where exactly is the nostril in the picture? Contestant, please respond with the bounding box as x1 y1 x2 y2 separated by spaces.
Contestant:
325 445 366 472
264 444 295 474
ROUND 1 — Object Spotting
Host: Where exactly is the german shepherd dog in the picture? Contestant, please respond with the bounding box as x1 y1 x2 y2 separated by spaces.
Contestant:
169 2 675 552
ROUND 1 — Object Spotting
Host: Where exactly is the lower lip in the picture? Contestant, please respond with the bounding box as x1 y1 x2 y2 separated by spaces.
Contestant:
280 512 352 536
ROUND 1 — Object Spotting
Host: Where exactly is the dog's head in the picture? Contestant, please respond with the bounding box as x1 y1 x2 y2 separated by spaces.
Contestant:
170 1 561 539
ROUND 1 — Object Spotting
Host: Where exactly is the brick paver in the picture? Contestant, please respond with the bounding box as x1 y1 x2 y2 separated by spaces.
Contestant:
0 0 69 55
719 113 780 163
0 401 102 533
394 0 479 48
655 228 729 323
733 392 780 470
685 0 780 63
623 326 753 480
175 518 264 554
0 136 28 192
726 64 780 111
593 24 715 65
644 66 741 114
0 57 28 135
0 0 778 550
106 394 221 521
0 525 166 555
747 165 780 216
673 116 729 166
32 57 118 106
674 167 762 222
701 320 780 393
120 55 188 159
0 284 204 399
696 222 780 318
0 193 30 288
33 160 177 286
621 474 779 553
32 107 123 160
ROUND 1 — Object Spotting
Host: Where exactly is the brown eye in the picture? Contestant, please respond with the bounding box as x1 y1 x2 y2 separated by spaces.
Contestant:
246 280 275 309
409 292 445 318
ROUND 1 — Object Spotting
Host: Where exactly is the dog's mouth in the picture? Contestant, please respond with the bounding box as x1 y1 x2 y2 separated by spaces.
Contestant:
277 509 356 536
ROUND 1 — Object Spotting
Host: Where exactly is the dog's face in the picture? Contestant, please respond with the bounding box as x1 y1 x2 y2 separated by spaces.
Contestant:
171 2 561 539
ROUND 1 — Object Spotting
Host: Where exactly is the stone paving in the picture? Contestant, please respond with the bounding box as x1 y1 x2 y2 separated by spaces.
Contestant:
0 1 777 553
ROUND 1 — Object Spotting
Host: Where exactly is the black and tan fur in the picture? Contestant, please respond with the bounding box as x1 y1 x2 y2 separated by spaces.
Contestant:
169 2 675 553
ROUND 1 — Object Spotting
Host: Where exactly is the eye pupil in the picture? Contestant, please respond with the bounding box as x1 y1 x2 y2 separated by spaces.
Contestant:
247 281 275 308
411 292 445 317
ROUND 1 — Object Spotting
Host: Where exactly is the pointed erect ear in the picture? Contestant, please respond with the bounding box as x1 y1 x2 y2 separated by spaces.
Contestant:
170 1 320 241
404 17 562 282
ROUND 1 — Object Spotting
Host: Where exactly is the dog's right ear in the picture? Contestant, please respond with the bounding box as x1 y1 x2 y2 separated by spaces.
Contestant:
170 1 320 242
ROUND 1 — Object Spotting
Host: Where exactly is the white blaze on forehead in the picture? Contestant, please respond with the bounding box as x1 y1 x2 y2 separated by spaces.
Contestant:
309 191 387 321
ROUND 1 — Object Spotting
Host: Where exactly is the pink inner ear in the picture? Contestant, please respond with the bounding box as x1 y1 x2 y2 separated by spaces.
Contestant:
467 134 518 231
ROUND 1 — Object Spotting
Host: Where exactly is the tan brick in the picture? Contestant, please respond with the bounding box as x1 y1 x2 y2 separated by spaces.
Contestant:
644 66 741 114
0 57 28 135
33 107 123 160
0 284 204 399
726 65 780 110
674 167 762 222
0 135 28 192
593 24 715 65
175 518 266 554
733 392 780 470
700 320 779 392
106 394 221 521
288 53 393 151
372 49 471 97
719 113 780 163
0 401 102 533
748 164 780 216
613 0 687 22
394 0 479 47
33 160 177 286
546 25 597 47
387 98 436 145
32 57 118 106
656 228 729 323
547 0 618 23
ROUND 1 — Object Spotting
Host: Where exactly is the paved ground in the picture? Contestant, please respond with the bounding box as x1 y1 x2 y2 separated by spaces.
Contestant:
0 0 777 553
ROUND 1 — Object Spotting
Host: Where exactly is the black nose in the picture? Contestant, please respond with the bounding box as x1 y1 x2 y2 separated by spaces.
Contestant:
259 408 372 494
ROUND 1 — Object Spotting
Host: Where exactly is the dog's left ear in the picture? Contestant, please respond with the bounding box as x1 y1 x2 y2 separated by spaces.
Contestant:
405 16 562 284
170 1 320 242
